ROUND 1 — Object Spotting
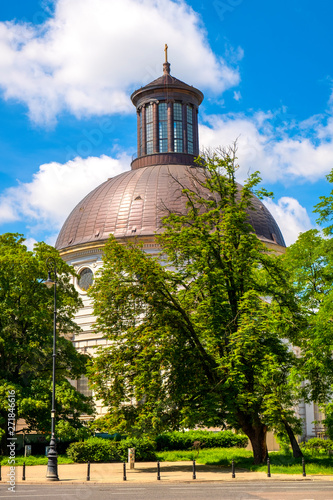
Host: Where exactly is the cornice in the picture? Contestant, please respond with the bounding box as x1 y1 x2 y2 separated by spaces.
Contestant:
59 236 160 261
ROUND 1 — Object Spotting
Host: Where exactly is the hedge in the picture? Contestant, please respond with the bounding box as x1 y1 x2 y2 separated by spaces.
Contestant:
300 438 333 455
117 437 156 461
66 436 156 463
155 431 248 451
66 431 248 462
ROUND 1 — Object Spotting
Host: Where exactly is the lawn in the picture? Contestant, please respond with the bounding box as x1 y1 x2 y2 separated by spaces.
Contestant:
156 448 333 475
1 448 332 475
0 455 74 466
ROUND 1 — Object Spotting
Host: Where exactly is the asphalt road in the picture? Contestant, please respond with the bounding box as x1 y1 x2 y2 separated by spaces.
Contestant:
0 482 333 500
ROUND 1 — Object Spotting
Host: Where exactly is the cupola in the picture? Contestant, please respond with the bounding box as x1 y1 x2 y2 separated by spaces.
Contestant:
130 45 204 170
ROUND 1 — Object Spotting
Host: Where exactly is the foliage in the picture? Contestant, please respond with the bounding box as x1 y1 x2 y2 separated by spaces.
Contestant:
117 436 156 461
282 230 333 404
88 147 306 464
281 167 333 445
66 436 156 463
314 169 333 236
55 419 92 442
300 438 333 455
155 431 248 451
0 233 95 454
322 403 333 440
274 431 292 454
66 437 119 463
89 414 123 437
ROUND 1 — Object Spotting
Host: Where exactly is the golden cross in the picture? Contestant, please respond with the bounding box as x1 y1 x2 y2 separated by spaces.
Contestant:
164 43 168 63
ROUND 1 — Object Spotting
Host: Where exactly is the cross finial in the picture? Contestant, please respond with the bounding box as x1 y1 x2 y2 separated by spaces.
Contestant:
163 44 170 75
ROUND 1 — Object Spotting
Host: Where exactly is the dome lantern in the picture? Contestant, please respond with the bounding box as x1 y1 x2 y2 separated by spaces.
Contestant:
130 46 203 170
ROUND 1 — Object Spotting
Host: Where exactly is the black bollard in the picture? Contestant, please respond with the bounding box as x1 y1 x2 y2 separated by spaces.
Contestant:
0 463 2 481
302 457 306 477
123 462 127 481
87 461 90 481
267 457 271 477
192 460 196 480
232 459 235 478
157 461 161 480
22 462 26 481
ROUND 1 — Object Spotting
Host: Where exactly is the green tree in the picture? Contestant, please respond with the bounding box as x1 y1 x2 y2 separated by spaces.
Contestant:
88 148 304 464
0 234 94 454
282 182 333 437
283 230 333 402
322 403 333 440
314 169 333 236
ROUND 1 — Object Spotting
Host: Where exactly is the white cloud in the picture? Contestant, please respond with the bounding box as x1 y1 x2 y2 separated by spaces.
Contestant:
233 91 242 101
0 198 17 223
198 109 333 244
0 150 313 247
0 0 240 124
199 110 333 183
0 154 130 235
24 237 38 251
263 197 312 246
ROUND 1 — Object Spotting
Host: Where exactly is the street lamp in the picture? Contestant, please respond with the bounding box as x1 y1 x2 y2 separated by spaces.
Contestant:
43 258 59 481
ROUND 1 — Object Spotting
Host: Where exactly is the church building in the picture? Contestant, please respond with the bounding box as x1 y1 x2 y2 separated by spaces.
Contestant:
55 49 319 441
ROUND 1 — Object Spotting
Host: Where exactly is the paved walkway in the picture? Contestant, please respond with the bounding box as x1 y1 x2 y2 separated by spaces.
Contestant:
1 462 332 485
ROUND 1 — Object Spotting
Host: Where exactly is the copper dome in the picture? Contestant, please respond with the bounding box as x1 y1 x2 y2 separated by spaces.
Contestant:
56 55 285 252
55 163 285 251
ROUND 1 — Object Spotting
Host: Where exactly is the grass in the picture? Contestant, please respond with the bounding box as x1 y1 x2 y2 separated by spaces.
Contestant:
156 448 333 475
1 448 332 475
0 455 74 466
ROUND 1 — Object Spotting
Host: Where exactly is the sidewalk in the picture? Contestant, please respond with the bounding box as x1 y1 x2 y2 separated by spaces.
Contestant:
2 462 333 485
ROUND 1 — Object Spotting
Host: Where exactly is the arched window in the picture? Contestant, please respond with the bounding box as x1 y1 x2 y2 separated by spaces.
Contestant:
174 102 183 153
187 105 193 154
78 268 94 291
146 104 153 154
159 102 168 152
139 110 143 156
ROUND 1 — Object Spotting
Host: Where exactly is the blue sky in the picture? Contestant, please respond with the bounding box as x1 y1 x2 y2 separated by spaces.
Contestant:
0 0 332 247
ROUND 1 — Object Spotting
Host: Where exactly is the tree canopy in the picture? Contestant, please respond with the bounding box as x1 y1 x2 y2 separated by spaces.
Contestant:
88 148 307 464
0 233 94 454
280 171 333 437
283 230 333 403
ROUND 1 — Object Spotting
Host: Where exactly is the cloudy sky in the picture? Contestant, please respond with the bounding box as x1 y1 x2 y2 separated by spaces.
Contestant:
0 0 332 248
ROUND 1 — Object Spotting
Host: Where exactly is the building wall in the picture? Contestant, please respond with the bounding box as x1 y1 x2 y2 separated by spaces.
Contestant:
61 240 161 417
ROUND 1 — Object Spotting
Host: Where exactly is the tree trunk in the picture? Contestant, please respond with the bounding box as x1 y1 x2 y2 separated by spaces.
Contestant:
239 415 268 464
246 425 268 464
282 418 303 458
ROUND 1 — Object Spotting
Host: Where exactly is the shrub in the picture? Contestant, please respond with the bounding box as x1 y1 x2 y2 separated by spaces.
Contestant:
155 431 248 451
117 436 156 461
66 436 156 463
300 438 333 455
275 432 292 455
66 437 118 463
66 432 247 462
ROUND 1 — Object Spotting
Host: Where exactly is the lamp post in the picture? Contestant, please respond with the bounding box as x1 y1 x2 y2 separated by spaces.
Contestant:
43 258 59 481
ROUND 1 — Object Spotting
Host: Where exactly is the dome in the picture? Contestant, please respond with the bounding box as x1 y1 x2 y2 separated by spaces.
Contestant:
56 51 285 253
55 163 285 251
